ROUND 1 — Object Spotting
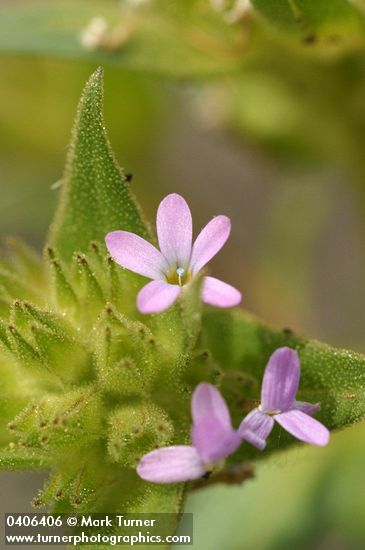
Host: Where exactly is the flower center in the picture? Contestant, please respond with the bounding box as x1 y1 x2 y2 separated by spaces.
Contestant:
166 265 191 286
176 267 185 281
258 404 281 416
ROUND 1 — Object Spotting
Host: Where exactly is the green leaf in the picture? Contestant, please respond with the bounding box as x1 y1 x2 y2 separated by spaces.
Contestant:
49 66 149 263
202 308 365 460
252 0 365 49
0 448 48 470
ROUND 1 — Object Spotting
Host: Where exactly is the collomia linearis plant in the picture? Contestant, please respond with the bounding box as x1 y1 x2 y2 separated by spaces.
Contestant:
1 68 365 547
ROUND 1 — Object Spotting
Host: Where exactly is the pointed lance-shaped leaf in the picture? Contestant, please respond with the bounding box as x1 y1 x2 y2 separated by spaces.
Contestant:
74 253 105 305
49 67 149 263
30 323 92 386
22 302 73 338
7 325 42 367
10 300 33 333
45 247 78 311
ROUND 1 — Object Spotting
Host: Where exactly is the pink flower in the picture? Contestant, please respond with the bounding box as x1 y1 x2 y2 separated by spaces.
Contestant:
105 193 242 313
136 383 241 483
238 347 330 449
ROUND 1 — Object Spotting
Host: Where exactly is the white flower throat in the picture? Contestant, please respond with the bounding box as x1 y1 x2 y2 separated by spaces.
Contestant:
176 267 185 286
166 265 191 286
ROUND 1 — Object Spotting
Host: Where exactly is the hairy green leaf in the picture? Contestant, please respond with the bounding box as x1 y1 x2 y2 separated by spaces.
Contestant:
0 448 48 470
49 66 149 262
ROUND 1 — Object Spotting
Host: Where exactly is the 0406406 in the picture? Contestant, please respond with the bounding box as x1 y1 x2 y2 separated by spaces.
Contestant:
6 515 62 527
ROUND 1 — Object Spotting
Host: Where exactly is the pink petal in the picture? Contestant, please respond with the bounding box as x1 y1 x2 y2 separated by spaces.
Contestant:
275 409 330 447
202 276 242 308
137 446 204 484
238 408 274 450
261 347 300 413
137 280 180 314
191 383 240 462
105 231 168 279
190 215 231 274
157 193 192 268
192 383 231 430
294 401 320 415
191 419 241 463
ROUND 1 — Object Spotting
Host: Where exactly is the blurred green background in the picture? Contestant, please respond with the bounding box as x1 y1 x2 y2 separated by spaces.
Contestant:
1 1 365 549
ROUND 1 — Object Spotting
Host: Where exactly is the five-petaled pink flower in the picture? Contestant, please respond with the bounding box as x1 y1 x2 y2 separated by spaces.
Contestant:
136 383 241 483
238 347 330 448
105 193 241 314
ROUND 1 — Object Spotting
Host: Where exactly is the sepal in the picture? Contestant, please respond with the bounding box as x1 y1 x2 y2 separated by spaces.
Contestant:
45 247 78 312
107 404 174 467
9 387 103 452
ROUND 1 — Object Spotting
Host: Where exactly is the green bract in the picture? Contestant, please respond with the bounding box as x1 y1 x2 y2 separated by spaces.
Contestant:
0 69 365 548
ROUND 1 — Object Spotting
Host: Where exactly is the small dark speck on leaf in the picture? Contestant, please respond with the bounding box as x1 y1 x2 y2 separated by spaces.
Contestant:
76 254 87 265
343 392 356 400
46 246 55 259
125 173 133 183
303 33 317 44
